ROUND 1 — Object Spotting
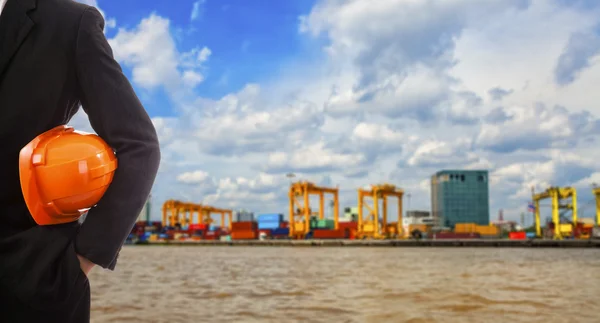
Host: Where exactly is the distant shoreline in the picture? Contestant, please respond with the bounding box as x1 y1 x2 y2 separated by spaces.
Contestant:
128 239 600 248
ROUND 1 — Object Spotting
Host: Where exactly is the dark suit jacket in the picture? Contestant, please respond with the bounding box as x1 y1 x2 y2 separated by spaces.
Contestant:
0 0 160 312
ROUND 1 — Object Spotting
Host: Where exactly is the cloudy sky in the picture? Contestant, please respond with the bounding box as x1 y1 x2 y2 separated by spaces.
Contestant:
72 0 600 223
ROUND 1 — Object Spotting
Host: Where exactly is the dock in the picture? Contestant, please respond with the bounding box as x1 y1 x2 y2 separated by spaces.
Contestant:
133 239 600 248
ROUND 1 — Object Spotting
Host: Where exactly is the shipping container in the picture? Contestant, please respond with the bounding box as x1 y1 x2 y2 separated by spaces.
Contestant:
256 213 283 223
338 221 358 230
432 232 481 239
188 223 208 231
475 225 499 236
454 223 477 233
313 228 347 239
235 212 254 222
313 219 335 230
509 231 526 240
231 230 258 240
272 227 290 236
257 221 280 230
231 221 257 232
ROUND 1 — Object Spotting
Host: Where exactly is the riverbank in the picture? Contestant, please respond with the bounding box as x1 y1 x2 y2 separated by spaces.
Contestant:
132 239 600 248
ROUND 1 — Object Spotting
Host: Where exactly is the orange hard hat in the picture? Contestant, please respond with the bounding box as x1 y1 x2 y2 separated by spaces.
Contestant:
18 125 118 225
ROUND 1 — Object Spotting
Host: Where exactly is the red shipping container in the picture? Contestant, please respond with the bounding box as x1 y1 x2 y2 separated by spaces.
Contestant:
338 221 358 230
232 221 257 232
433 232 481 239
280 221 289 228
231 230 258 240
313 229 347 239
189 223 208 231
509 231 526 240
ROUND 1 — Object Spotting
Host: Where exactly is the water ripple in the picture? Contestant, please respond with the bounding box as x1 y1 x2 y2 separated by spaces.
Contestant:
88 247 600 323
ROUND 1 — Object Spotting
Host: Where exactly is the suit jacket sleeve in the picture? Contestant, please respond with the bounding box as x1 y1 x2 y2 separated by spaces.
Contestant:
73 6 161 270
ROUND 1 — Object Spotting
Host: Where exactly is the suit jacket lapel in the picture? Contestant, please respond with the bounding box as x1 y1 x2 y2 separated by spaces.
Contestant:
0 0 37 81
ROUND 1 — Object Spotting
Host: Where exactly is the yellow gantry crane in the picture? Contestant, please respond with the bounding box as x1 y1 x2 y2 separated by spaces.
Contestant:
162 199 197 227
594 187 600 226
288 181 339 239
357 183 404 239
161 199 232 229
532 187 577 240
201 206 233 231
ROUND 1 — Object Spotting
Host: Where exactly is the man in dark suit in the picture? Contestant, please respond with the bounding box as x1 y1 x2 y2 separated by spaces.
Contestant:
0 0 161 321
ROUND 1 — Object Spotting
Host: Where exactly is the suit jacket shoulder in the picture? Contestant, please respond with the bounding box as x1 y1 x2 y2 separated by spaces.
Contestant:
28 0 102 40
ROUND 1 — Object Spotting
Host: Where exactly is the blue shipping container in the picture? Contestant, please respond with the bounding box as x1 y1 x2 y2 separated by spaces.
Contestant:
258 221 280 230
526 232 536 239
272 228 289 236
257 213 283 223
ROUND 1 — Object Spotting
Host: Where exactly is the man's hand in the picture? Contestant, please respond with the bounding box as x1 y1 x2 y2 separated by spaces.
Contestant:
76 254 96 276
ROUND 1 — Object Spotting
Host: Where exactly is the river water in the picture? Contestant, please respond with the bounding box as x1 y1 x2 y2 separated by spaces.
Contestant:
88 246 600 323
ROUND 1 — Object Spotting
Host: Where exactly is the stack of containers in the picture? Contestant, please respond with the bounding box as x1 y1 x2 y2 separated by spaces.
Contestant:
311 217 347 239
235 211 254 222
257 213 284 238
338 221 358 239
140 231 152 242
231 221 258 240
271 219 289 239
455 223 499 239
204 230 221 240
188 223 208 238
432 232 481 239
476 225 499 239
338 207 358 239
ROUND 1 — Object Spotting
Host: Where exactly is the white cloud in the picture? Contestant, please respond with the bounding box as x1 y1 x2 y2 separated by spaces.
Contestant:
108 14 211 94
70 0 600 222
190 0 206 22
177 170 211 184
266 141 368 173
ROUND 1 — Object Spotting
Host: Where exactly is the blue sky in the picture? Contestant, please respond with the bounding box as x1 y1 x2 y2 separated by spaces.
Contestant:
71 0 600 224
100 0 320 116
